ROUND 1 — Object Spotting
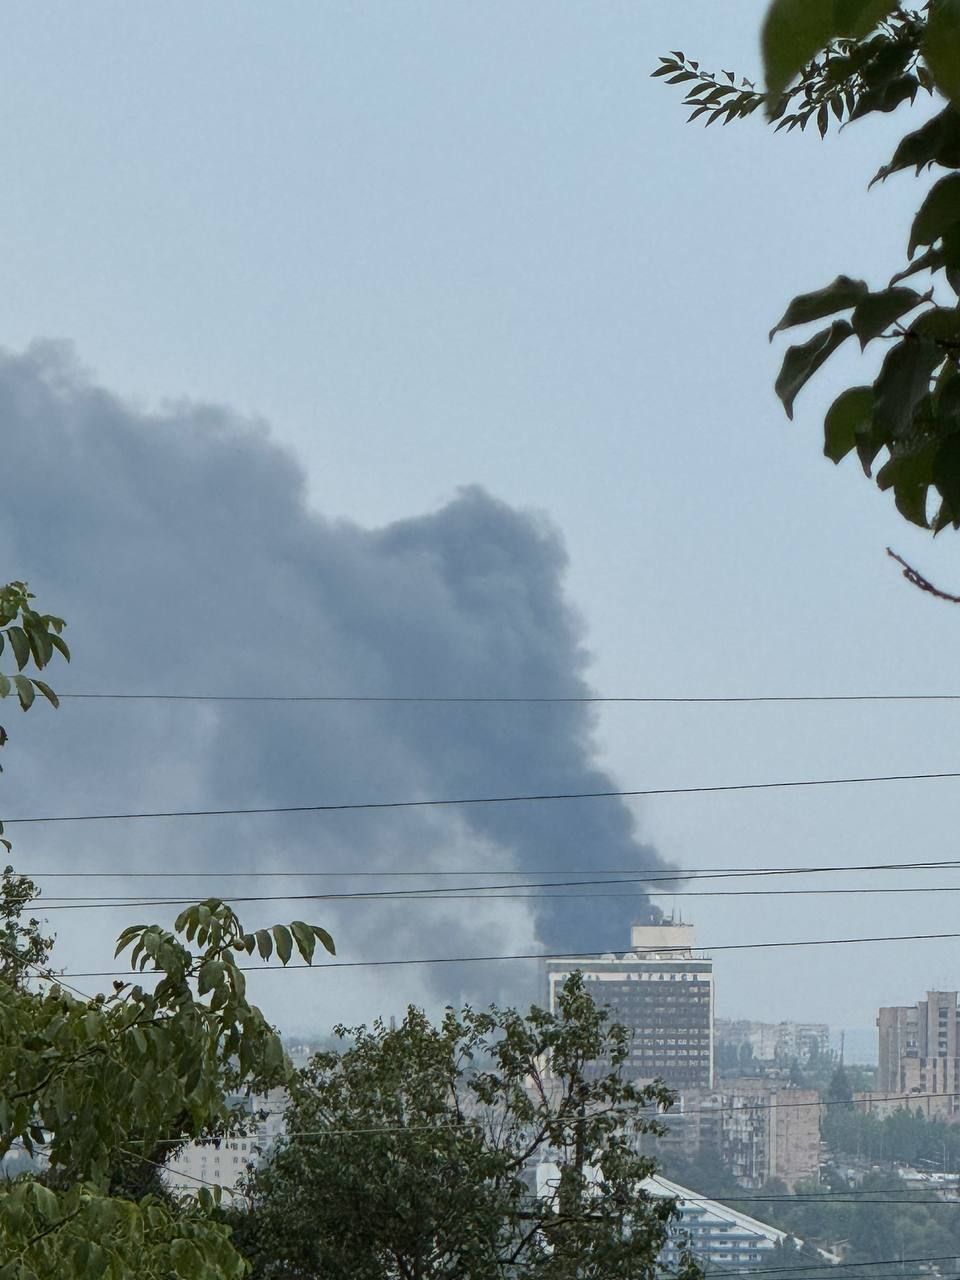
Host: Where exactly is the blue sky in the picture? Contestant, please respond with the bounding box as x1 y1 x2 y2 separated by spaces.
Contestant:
2 2 960 1041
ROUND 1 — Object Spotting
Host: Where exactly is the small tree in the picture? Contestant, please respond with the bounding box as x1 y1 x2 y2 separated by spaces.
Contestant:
233 974 704 1280
828 1063 854 1106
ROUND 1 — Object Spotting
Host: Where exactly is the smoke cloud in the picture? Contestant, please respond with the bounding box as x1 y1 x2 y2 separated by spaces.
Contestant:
0 342 670 1031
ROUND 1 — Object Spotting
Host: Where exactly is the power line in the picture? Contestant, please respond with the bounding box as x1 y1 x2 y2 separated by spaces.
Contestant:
253 1091 960 1122
51 928 960 980
28 883 960 912
20 855 960 880
707 1251 960 1277
6 769 960 826
253 1090 960 1121
56 691 960 704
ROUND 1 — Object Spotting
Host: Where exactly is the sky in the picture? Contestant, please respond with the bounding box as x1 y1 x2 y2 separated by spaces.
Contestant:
2 2 960 1049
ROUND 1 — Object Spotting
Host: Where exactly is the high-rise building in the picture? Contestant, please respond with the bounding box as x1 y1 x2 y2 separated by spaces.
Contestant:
543 921 714 1089
877 990 960 1097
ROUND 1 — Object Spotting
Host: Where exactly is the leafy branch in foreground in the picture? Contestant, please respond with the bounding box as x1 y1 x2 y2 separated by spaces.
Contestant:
1 897 335 1279
0 586 339 1274
0 581 69 853
657 4 960 536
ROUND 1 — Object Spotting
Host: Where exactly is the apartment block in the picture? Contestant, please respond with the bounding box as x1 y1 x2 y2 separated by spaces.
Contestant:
716 1018 830 1065
543 921 713 1090
654 1081 821 1190
525 1164 837 1271
877 991 960 1099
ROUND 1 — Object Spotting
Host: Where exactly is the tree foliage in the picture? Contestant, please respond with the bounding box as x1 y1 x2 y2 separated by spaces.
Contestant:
0 581 68 852
1 898 335 1278
657 4 960 533
0 868 53 988
0 581 338 1276
233 973 703 1280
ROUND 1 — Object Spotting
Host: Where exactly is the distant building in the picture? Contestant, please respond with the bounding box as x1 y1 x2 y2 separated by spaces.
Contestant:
525 1163 835 1271
640 1173 837 1271
877 990 960 1099
715 1018 830 1066
164 1089 287 1201
654 1081 821 1190
543 921 713 1089
852 1089 960 1121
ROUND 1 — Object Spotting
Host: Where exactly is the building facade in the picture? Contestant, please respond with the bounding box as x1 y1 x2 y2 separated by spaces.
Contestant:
653 1081 821 1190
544 922 714 1090
526 1163 835 1271
164 1089 287 1201
715 1018 830 1066
878 990 960 1099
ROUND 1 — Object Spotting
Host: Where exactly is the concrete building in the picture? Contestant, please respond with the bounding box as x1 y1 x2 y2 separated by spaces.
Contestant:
714 1082 820 1189
853 1089 960 1121
716 1018 830 1066
641 1173 837 1271
543 921 714 1090
878 991 960 1099
654 1082 821 1190
164 1089 287 1202
526 1163 836 1271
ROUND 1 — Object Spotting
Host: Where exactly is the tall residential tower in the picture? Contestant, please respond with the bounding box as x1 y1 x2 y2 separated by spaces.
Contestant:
544 921 714 1089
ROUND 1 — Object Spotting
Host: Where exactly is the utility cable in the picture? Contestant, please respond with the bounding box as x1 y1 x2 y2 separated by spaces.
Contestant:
55 691 960 704
21 855 960 880
52 928 960 980
5 769 960 826
28 882 960 912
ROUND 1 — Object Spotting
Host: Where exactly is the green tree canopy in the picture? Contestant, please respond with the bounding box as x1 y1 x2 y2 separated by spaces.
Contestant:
233 973 703 1280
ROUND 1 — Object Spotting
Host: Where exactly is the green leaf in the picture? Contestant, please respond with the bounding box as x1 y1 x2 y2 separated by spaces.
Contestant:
851 287 926 349
933 434 960 528
924 0 960 105
824 386 873 463
49 632 70 661
890 245 946 287
873 336 945 437
30 678 59 708
769 275 868 339
761 0 897 101
7 626 29 671
312 924 336 956
908 173 960 258
877 442 937 527
848 73 918 122
872 106 960 186
290 920 316 965
775 320 853 419
198 960 224 996
834 0 899 38
13 675 35 711
31 1182 59 1222
762 0 833 101
254 928 273 961
910 305 960 342
273 925 293 966
0 673 9 698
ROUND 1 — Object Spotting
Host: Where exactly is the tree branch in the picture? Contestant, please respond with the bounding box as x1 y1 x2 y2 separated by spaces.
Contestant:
887 547 960 604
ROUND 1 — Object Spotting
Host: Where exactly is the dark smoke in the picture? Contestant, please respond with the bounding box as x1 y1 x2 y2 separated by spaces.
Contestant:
0 342 670 1030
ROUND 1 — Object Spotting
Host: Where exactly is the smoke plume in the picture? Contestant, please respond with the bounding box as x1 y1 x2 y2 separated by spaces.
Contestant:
0 342 670 1030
